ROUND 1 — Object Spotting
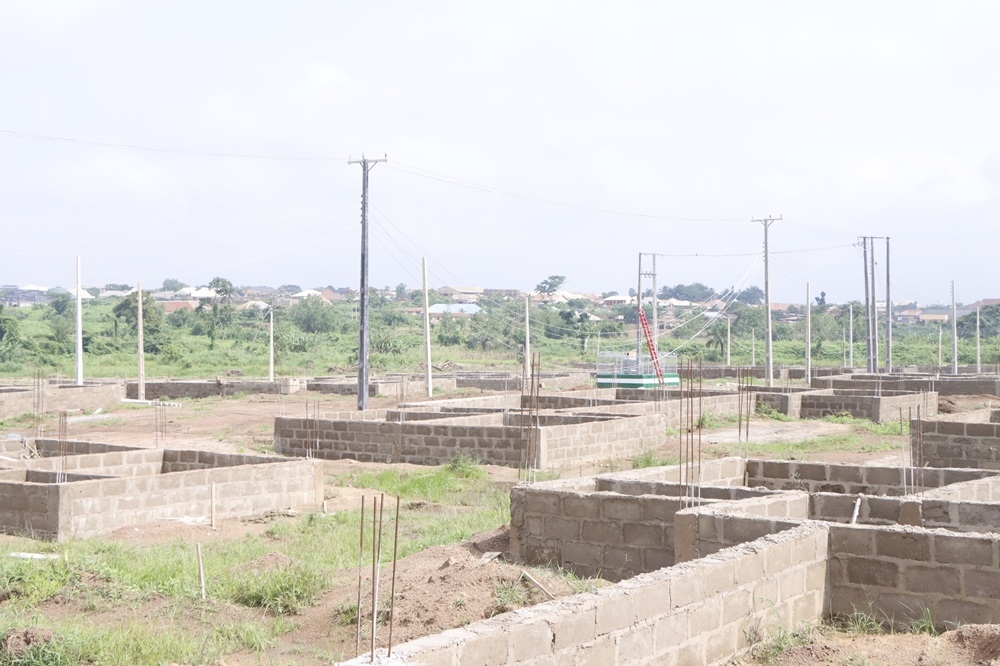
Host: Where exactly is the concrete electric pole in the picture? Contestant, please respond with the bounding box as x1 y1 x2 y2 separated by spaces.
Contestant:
348 154 387 410
753 216 781 387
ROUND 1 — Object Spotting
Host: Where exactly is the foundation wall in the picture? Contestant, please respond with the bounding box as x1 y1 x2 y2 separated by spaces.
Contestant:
538 413 667 474
914 418 1000 469
273 417 526 466
744 460 993 496
828 524 1000 627
61 459 322 540
812 375 1000 396
0 480 60 539
0 383 122 418
797 390 936 423
365 524 829 666
510 481 682 580
127 380 301 399
23 447 164 478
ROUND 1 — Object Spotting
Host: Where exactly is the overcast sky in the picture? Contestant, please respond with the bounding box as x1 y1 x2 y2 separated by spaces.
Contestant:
1 1 997 306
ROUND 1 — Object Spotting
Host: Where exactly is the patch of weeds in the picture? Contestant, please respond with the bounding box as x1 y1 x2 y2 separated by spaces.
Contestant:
447 454 485 480
453 596 466 610
756 403 795 421
211 620 276 653
335 602 359 627
908 607 938 635
487 578 528 617
833 606 885 635
632 450 677 469
696 411 738 429
822 413 909 436
229 564 326 615
750 623 813 664
0 559 75 605
549 565 602 594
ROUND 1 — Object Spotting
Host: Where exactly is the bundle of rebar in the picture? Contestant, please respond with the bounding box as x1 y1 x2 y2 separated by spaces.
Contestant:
355 494 402 662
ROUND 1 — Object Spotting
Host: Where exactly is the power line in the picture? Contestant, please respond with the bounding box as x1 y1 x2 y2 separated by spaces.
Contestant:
0 128 345 162
387 162 748 223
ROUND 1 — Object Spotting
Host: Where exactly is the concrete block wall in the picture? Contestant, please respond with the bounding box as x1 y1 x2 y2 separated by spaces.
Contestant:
126 380 295 400
273 416 526 466
813 374 1000 397
828 524 1000 627
356 523 829 666
537 413 667 474
743 460 994 495
754 390 804 418
797 389 935 423
673 492 810 562
23 447 163 478
0 480 60 539
0 382 122 418
61 458 322 539
914 418 1000 469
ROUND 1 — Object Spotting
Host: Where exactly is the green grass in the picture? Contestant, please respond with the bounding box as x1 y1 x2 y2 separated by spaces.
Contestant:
750 623 813 664
338 458 491 505
712 433 897 459
822 413 909 436
756 403 795 422
632 450 679 469
696 412 739 430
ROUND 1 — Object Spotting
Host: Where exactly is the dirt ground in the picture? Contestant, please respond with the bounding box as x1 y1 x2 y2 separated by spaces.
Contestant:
742 623 1000 665
2 389 999 664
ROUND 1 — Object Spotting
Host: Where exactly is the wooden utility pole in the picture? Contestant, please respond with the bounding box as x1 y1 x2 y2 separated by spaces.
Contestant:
422 258 433 397
753 216 781 387
137 283 145 400
347 154 386 410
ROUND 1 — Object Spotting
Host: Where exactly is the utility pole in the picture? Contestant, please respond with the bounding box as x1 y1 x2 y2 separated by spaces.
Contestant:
137 283 145 401
977 306 982 374
862 238 872 373
885 237 892 374
347 154 387 410
636 252 658 374
651 254 658 361
753 216 781 387
842 326 846 366
870 237 879 373
523 295 531 380
75 256 83 386
268 305 274 383
848 306 854 368
805 282 811 383
952 281 959 375
726 316 731 367
751 328 756 366
938 323 943 368
635 252 642 372
422 258 433 397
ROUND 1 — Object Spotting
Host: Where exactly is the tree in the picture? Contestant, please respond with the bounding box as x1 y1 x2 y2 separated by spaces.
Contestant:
814 291 827 308
736 286 765 305
535 275 566 297
49 292 74 316
104 283 133 292
162 278 187 291
395 283 408 301
208 277 237 305
277 285 302 297
290 296 337 333
661 283 715 302
600 291 619 299
112 292 170 352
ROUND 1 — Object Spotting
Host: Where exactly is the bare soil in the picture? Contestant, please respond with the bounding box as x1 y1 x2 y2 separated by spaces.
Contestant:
744 623 1000 665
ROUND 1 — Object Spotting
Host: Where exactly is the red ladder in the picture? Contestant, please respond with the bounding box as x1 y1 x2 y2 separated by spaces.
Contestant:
637 307 664 385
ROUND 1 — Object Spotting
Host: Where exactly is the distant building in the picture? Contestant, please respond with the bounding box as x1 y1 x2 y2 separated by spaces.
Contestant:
427 303 481 320
438 286 485 303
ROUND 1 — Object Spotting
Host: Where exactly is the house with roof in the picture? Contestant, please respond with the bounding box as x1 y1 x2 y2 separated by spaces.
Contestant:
427 303 481 320
438 286 484 303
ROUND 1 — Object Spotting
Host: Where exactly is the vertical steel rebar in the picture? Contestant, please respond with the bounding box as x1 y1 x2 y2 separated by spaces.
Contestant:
387 496 401 656
356 496 365 658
